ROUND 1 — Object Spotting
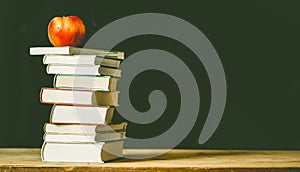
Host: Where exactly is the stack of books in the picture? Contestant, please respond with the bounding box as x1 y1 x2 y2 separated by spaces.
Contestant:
30 46 127 163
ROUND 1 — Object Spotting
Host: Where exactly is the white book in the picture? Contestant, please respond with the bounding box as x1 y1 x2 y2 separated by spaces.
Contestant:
30 46 124 60
40 88 119 106
44 122 128 134
41 140 124 163
46 65 121 77
54 75 118 91
49 105 114 124
44 132 126 142
43 55 121 68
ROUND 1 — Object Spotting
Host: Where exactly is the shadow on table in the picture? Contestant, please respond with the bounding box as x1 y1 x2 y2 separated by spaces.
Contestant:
113 149 255 163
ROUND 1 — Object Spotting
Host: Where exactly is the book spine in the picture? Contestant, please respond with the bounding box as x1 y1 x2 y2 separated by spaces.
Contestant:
108 78 118 91
105 107 115 124
39 88 45 104
42 55 47 64
122 122 128 130
40 142 46 162
105 52 124 60
43 133 46 141
99 67 122 78
43 123 48 133
46 65 50 74
53 75 58 88
49 105 56 124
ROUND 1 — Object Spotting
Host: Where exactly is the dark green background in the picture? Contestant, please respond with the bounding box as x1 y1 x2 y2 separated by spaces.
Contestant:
1 0 300 149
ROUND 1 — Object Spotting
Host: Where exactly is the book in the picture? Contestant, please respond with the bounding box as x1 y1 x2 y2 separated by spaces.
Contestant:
54 75 118 91
49 105 114 124
40 88 119 106
30 46 124 60
43 55 121 68
44 132 126 142
46 65 121 77
41 140 124 162
44 122 128 134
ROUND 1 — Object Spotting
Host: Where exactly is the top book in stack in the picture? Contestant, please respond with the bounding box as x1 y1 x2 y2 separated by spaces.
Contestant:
30 46 124 60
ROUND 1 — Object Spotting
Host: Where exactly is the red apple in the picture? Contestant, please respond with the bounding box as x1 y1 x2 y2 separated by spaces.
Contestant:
48 16 86 47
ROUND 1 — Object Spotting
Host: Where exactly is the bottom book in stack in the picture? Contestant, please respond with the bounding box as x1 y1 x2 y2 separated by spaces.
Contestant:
41 105 127 163
42 141 124 163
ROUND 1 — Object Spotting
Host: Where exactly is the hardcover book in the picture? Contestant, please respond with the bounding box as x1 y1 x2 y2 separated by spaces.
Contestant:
43 55 121 68
44 122 128 134
44 132 126 142
30 46 124 60
41 140 124 163
53 75 118 91
40 88 119 106
49 105 115 124
46 65 121 77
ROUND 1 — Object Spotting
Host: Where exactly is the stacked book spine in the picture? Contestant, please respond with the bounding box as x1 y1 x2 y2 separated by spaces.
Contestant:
30 46 127 163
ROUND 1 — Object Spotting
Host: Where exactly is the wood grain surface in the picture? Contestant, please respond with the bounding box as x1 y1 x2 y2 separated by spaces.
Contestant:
0 148 299 171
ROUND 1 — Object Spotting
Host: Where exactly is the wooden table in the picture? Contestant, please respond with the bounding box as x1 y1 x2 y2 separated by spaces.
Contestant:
0 149 299 171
